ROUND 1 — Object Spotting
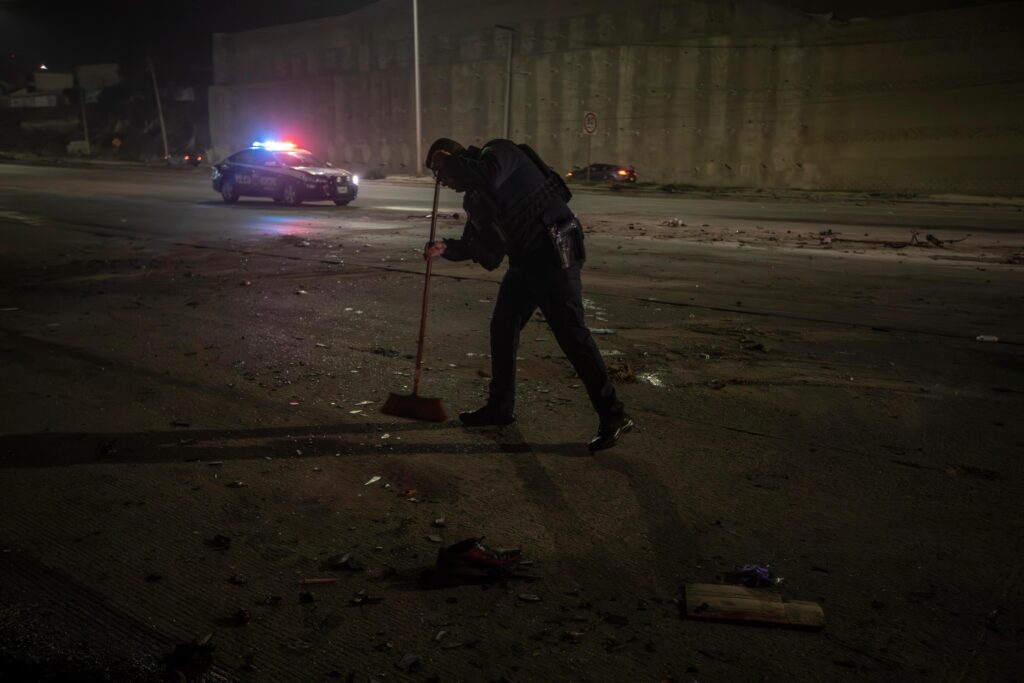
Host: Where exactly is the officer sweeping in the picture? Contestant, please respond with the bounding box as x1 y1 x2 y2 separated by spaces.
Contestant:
423 137 633 451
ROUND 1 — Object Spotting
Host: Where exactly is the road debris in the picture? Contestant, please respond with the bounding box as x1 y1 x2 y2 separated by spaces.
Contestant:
299 590 318 603
607 358 637 382
518 593 542 603
364 475 381 486
256 595 283 606
204 534 231 550
300 577 339 585
975 335 999 343
726 564 774 588
165 634 215 680
349 592 383 606
395 653 420 672
226 480 245 488
325 553 365 571
681 583 824 629
639 372 665 387
432 517 447 528
436 537 523 573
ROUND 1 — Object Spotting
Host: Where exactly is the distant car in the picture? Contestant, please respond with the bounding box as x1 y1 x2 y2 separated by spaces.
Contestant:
172 151 204 167
565 163 638 183
211 141 359 206
182 151 204 167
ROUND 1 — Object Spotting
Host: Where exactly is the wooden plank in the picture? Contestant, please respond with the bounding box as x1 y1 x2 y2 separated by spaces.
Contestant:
683 583 825 630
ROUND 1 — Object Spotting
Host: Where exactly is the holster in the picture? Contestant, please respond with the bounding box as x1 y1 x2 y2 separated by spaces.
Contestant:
547 217 584 269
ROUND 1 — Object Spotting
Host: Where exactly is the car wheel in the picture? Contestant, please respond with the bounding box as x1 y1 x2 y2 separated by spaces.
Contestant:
333 200 350 207
220 176 239 203
279 183 302 206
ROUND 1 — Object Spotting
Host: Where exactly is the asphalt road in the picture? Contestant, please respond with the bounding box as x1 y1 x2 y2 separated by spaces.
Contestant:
1 162 1021 344
1 163 1023 244
0 162 1022 682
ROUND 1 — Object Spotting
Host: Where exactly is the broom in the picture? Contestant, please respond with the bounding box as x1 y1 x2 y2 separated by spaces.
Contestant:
381 179 449 422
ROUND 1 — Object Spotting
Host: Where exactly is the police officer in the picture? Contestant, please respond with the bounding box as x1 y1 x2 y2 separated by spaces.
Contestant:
423 137 633 451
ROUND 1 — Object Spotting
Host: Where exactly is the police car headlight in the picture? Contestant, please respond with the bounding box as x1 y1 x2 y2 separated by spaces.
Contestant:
352 175 359 186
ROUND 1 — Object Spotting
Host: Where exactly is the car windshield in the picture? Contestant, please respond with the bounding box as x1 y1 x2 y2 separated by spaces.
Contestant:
274 150 325 168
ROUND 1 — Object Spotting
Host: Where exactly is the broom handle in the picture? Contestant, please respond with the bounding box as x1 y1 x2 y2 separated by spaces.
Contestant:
413 180 442 396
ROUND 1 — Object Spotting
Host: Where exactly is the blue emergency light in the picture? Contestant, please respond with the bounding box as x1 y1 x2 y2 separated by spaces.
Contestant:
251 140 297 151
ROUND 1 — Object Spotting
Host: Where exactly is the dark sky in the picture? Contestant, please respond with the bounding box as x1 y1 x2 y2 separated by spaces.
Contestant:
0 0 376 83
0 0 1004 85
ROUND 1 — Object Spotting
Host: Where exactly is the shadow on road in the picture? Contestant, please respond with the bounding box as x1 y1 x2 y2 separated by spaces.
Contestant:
0 423 589 468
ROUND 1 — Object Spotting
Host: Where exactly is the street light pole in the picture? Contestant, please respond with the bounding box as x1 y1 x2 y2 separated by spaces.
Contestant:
496 25 514 139
148 57 170 162
412 0 423 175
74 68 91 156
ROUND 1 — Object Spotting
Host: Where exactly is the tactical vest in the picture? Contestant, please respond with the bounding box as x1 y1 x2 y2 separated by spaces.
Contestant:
468 141 572 263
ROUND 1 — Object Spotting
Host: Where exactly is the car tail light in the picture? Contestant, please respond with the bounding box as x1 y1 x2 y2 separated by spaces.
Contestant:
617 169 627 176
184 155 190 160
197 155 202 161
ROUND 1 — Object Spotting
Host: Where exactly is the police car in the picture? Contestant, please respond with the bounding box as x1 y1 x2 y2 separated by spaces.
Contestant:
211 141 359 206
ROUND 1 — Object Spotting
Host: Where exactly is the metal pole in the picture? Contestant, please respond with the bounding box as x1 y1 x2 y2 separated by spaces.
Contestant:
148 57 170 161
496 25 514 139
75 69 91 156
586 136 592 181
413 0 423 175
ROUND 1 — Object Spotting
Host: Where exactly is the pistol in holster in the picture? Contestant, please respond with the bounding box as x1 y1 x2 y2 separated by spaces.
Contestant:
547 216 584 268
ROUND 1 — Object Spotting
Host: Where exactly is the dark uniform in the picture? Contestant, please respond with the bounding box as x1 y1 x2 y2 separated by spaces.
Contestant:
435 139 629 444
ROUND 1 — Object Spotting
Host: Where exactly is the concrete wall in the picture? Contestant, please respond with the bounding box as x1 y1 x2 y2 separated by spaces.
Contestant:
210 0 1024 195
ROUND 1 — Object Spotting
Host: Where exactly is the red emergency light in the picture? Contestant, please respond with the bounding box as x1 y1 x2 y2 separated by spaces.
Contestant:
252 140 297 151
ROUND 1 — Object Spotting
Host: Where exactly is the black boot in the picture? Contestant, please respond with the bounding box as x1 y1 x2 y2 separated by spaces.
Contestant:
588 413 635 452
459 405 516 427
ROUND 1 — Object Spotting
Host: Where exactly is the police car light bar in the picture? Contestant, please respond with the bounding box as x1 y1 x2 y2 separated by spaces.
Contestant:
251 140 297 151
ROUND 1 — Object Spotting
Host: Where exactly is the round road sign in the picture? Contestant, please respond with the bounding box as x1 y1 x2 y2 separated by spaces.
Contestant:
583 111 598 135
